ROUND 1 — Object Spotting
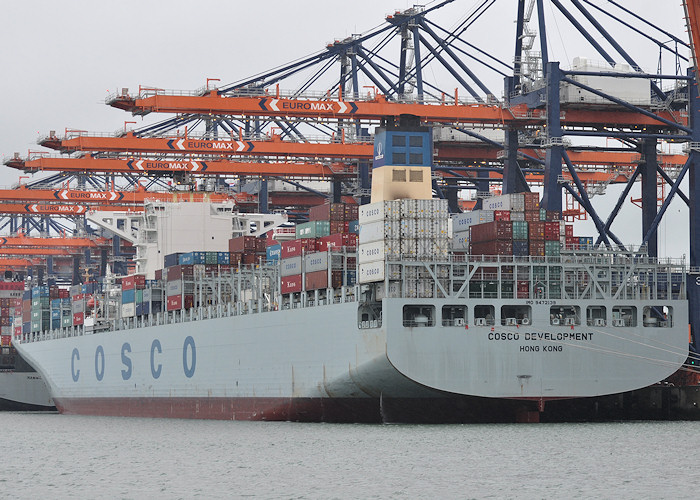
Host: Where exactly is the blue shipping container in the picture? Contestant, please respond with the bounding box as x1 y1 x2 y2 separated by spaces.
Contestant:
32 286 49 298
218 252 230 264
513 240 529 256
164 253 182 268
51 318 61 330
51 310 61 320
348 220 359 234
122 288 136 303
266 244 282 262
179 252 195 265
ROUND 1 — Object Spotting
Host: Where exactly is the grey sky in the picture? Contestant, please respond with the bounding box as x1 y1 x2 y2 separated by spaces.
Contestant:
0 0 690 257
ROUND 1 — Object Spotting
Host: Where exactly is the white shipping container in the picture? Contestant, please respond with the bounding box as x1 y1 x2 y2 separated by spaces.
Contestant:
416 199 449 219
452 231 470 251
304 252 329 273
418 279 434 298
400 199 418 218
358 239 400 264
403 266 418 279
401 218 417 239
71 299 85 314
166 279 183 296
510 211 525 221
405 279 418 298
142 288 153 303
451 210 494 231
435 237 450 258
359 220 400 244
401 238 417 259
359 200 400 223
482 193 525 212
387 264 402 280
376 281 402 299
281 256 303 277
359 261 385 283
121 302 135 318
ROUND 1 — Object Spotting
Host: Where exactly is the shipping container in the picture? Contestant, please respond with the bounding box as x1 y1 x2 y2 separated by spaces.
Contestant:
266 244 282 262
348 220 359 234
358 239 400 263
304 252 329 274
545 240 561 256
524 210 541 222
228 236 258 253
470 221 513 243
359 261 385 283
452 210 494 231
529 240 545 256
296 220 331 239
309 202 348 222
166 280 183 296
523 192 540 211
280 257 303 277
121 302 136 318
470 240 513 256
73 312 84 326
164 253 182 267
218 252 230 265
317 233 357 252
482 193 525 212
544 221 560 241
513 240 529 256
451 231 470 251
281 275 303 294
121 288 136 304
281 238 317 259
167 295 182 311
358 200 401 223
512 220 529 240
122 274 146 290
329 220 349 235
528 221 545 240
358 220 400 244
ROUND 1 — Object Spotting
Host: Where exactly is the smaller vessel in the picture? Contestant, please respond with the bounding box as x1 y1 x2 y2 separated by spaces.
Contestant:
0 346 54 411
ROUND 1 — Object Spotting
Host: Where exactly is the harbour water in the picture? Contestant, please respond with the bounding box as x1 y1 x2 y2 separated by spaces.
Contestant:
2 412 697 499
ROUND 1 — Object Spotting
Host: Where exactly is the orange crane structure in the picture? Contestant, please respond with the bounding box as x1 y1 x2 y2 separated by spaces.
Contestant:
0 1 696 291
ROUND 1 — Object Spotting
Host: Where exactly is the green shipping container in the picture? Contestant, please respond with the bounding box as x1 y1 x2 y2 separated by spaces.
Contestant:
533 266 547 280
31 309 49 320
549 282 562 299
295 220 331 239
512 221 528 240
544 241 561 256
31 297 50 309
136 289 144 303
205 251 218 264
540 208 547 221
61 316 73 327
31 319 50 332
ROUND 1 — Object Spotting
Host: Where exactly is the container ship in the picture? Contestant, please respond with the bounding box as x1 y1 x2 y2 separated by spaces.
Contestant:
0 281 54 411
11 125 692 422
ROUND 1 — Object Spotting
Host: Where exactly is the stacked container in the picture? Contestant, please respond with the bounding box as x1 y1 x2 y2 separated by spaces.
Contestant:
30 286 50 333
358 198 449 283
166 265 195 311
0 282 23 345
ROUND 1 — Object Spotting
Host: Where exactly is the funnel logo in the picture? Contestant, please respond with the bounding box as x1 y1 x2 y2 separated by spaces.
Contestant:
374 142 384 161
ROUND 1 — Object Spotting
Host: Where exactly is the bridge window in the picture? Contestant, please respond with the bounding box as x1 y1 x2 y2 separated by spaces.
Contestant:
442 305 467 327
409 135 423 147
586 306 607 327
392 135 406 147
473 305 495 326
409 152 424 165
392 168 407 182
393 153 406 165
612 306 637 327
501 305 532 326
643 305 672 328
403 305 435 327
550 306 581 326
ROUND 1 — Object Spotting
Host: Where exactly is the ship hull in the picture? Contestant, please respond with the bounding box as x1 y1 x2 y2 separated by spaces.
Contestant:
0 371 55 411
14 296 689 422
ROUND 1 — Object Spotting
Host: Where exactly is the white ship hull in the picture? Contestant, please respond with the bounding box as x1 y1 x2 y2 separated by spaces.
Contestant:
14 296 688 422
0 371 54 410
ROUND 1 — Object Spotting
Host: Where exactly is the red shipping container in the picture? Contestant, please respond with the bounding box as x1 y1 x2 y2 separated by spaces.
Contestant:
167 295 182 311
184 294 194 309
155 269 163 280
470 240 513 255
1 317 11 326
229 253 242 266
528 221 545 240
329 220 349 235
517 281 530 299
544 221 560 241
565 224 574 236
546 210 562 221
13 326 21 337
0 282 23 290
228 236 258 253
255 238 267 253
523 192 540 211
242 254 262 265
493 210 511 221
0 298 8 307
73 312 84 326
524 210 540 222
1 307 9 317
470 221 513 243
345 204 359 220
305 270 345 290
0 335 11 346
309 203 347 222
281 275 303 294
166 265 193 281
529 240 545 256
317 233 358 252
281 238 317 259
122 274 146 290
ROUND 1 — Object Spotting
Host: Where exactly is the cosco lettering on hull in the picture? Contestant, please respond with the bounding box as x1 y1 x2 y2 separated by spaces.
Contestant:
70 336 197 382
